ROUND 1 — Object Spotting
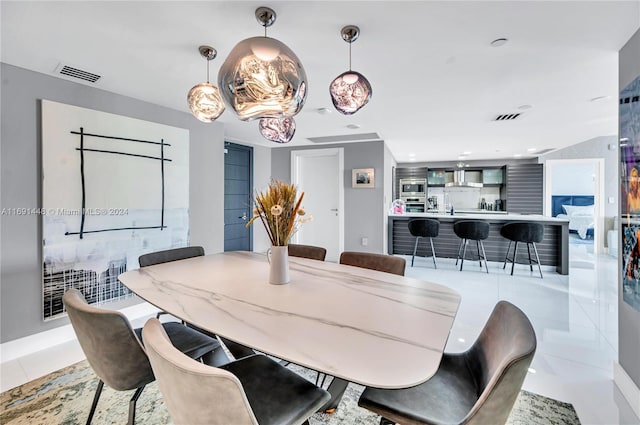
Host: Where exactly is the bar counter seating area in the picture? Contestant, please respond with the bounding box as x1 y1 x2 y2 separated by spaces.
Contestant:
389 212 569 276
2 3 639 425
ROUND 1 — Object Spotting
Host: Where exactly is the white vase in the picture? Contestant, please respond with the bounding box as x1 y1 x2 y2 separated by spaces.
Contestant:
267 245 290 285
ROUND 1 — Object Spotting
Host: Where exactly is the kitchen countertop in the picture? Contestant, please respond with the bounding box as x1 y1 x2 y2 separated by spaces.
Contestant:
390 212 569 223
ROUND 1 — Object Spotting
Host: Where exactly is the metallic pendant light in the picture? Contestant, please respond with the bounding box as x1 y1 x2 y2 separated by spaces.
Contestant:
329 25 372 115
187 45 225 122
218 7 308 121
259 116 296 143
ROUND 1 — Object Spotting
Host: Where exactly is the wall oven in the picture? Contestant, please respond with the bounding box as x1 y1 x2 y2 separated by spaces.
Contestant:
400 178 426 196
399 178 427 212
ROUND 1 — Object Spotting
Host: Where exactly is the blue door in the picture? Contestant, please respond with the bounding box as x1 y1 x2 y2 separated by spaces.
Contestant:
224 142 253 251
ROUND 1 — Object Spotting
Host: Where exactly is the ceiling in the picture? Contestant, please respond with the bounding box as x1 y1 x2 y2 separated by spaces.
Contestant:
2 1 639 163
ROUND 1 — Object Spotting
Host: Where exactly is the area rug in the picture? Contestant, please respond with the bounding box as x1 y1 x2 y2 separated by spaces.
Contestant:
1 360 581 425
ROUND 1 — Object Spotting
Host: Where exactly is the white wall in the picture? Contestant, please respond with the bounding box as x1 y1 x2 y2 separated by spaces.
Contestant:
550 162 596 195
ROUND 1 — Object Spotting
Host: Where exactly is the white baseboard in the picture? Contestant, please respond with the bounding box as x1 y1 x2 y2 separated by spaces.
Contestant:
0 302 158 363
614 362 640 419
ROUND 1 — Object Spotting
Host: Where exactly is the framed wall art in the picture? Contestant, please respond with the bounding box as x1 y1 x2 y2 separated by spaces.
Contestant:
41 100 190 320
352 168 375 188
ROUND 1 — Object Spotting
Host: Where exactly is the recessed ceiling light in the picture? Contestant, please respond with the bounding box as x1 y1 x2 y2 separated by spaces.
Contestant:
409 153 416 157
490 38 508 47
346 123 361 129
458 156 467 160
590 95 610 102
462 151 471 155
518 104 533 110
409 158 416 162
513 153 522 158
527 147 536 152
317 107 332 115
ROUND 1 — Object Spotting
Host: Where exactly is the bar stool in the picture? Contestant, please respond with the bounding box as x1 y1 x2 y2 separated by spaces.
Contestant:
408 218 439 268
500 222 544 278
453 220 489 273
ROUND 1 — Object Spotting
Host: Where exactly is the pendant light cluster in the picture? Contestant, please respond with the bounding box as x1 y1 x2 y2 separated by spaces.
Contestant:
187 7 371 144
329 25 372 115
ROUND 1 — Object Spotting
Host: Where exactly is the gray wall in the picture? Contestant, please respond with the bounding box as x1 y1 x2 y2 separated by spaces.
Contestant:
271 141 386 253
619 28 640 389
0 63 225 343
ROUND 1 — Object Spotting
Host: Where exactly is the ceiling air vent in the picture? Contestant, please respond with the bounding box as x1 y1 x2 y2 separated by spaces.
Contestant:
494 113 521 121
307 132 381 144
55 63 101 83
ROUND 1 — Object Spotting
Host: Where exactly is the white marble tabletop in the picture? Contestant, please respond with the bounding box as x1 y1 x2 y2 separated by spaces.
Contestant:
119 251 461 389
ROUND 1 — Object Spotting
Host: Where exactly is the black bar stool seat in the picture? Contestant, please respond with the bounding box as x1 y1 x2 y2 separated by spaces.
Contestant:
453 220 489 273
500 222 544 278
408 219 440 268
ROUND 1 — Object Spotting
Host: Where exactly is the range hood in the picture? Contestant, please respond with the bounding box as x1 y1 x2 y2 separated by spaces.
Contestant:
445 165 483 188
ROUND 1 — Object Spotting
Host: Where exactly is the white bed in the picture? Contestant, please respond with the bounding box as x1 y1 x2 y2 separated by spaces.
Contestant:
556 204 594 239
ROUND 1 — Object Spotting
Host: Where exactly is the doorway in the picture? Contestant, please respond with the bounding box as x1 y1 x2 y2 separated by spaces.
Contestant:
291 148 344 262
545 158 604 254
224 142 253 252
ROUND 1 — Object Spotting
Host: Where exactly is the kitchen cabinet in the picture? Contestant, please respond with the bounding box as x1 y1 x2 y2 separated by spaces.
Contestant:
482 167 505 185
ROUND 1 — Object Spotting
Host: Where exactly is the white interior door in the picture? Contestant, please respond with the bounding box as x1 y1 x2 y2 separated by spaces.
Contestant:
291 148 344 262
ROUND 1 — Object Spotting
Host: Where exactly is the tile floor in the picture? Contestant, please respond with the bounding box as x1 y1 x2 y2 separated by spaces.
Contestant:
402 240 638 425
1 241 639 424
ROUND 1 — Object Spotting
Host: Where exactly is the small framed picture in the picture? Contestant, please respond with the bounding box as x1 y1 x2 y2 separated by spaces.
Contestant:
352 168 375 188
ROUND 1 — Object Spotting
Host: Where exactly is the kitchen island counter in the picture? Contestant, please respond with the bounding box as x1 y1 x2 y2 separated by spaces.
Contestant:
389 213 569 274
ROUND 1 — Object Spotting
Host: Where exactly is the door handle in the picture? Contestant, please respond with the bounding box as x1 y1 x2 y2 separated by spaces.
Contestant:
330 208 338 211
239 213 247 220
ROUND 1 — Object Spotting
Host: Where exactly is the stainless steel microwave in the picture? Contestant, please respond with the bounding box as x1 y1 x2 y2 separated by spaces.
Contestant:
400 178 426 195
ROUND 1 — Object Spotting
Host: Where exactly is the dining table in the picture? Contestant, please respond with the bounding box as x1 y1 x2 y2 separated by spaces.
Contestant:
118 251 461 411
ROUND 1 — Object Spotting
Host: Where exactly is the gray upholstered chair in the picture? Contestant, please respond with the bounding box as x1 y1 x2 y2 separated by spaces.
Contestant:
138 246 255 361
500 222 544 278
408 218 440 268
142 318 331 425
339 251 406 276
62 289 223 425
288 243 327 261
358 300 537 425
453 220 490 273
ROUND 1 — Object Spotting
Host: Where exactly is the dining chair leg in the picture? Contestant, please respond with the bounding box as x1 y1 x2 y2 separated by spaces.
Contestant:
532 242 543 278
511 241 518 275
456 239 464 265
460 240 468 271
411 237 420 267
86 379 104 425
503 241 512 269
127 385 145 425
380 418 395 425
430 237 437 268
320 377 349 413
476 240 482 267
527 243 533 271
480 241 489 273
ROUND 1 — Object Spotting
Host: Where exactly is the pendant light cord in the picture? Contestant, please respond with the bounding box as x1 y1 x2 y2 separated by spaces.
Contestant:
206 58 210 83
349 41 352 71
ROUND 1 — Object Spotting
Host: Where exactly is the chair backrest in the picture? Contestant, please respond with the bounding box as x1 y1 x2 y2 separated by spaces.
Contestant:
288 243 327 261
408 219 440 238
453 220 490 241
142 318 258 425
464 300 537 425
62 289 154 391
139 246 205 267
500 222 544 244
339 252 406 276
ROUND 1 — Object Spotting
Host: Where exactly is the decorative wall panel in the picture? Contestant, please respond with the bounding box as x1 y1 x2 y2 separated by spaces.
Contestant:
620 75 640 312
